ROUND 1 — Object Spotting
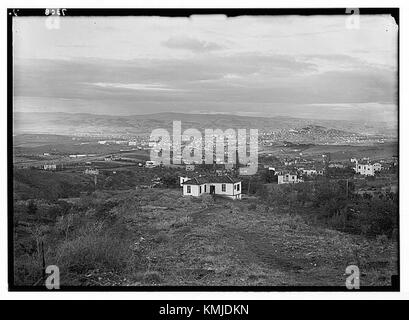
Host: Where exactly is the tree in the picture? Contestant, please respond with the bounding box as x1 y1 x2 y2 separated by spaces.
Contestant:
161 174 178 188
56 213 74 240
261 169 277 183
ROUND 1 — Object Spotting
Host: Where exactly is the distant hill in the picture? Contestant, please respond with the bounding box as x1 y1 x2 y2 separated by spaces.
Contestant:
13 111 397 139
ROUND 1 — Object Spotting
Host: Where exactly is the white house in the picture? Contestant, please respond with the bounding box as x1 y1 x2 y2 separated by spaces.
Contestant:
278 173 301 184
84 168 99 175
328 163 345 168
182 175 242 200
300 169 317 176
43 164 56 171
373 163 382 172
179 175 193 187
355 162 375 176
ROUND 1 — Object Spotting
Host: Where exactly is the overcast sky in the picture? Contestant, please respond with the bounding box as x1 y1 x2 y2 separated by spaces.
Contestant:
13 14 398 121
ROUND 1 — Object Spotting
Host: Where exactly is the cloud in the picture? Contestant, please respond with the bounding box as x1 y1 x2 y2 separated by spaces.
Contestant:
13 54 396 109
162 36 223 52
86 82 182 92
12 15 398 121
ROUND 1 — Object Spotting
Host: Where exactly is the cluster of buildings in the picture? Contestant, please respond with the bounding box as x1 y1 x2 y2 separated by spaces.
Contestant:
69 154 95 159
259 126 386 146
277 173 301 184
97 138 147 149
351 158 382 176
43 164 57 171
260 150 395 184
84 168 99 175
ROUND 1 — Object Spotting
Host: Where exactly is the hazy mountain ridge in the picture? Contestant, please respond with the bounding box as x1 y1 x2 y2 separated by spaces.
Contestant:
13 112 398 139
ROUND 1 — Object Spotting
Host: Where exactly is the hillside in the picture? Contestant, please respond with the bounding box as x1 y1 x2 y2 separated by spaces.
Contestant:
13 188 398 287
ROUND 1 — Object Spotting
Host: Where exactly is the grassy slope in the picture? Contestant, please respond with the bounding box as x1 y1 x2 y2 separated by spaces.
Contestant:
86 189 397 287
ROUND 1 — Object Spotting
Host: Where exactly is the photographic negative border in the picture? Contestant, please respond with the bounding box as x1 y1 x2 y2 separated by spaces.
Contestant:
7 7 400 292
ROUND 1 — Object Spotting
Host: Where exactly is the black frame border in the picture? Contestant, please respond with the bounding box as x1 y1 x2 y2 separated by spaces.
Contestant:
7 7 400 292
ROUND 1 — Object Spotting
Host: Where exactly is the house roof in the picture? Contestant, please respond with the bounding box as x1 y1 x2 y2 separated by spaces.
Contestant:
182 175 241 185
179 172 198 178
278 171 298 176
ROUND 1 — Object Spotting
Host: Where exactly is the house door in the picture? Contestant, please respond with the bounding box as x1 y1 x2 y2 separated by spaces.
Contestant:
210 185 215 195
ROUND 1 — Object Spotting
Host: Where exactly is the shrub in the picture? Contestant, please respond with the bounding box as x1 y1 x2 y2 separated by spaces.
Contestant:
155 220 174 231
201 194 214 208
229 203 240 214
173 215 192 228
56 222 130 274
14 253 43 286
141 271 162 284
357 198 398 237
154 231 170 243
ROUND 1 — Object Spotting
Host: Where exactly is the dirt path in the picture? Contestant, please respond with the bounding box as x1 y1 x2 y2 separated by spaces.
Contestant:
114 191 397 287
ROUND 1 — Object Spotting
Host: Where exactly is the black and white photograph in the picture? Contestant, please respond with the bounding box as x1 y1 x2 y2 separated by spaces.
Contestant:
8 8 399 291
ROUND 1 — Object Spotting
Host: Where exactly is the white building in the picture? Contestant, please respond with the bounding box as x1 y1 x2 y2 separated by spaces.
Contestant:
300 169 317 176
373 163 382 172
355 162 375 176
145 160 158 168
43 164 56 171
69 154 86 158
84 168 99 175
182 175 242 200
179 175 193 187
278 173 301 184
328 163 344 168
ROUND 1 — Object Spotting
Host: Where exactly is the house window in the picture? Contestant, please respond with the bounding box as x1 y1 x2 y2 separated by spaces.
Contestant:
199 186 202 193
236 184 240 191
187 186 191 194
222 184 226 192
205 185 207 192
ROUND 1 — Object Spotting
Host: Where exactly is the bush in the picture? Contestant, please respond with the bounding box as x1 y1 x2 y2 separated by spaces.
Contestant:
161 174 178 188
56 222 130 274
154 231 170 243
14 253 43 286
248 203 257 211
173 216 192 228
229 203 240 214
201 194 214 208
141 271 162 284
357 197 398 237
